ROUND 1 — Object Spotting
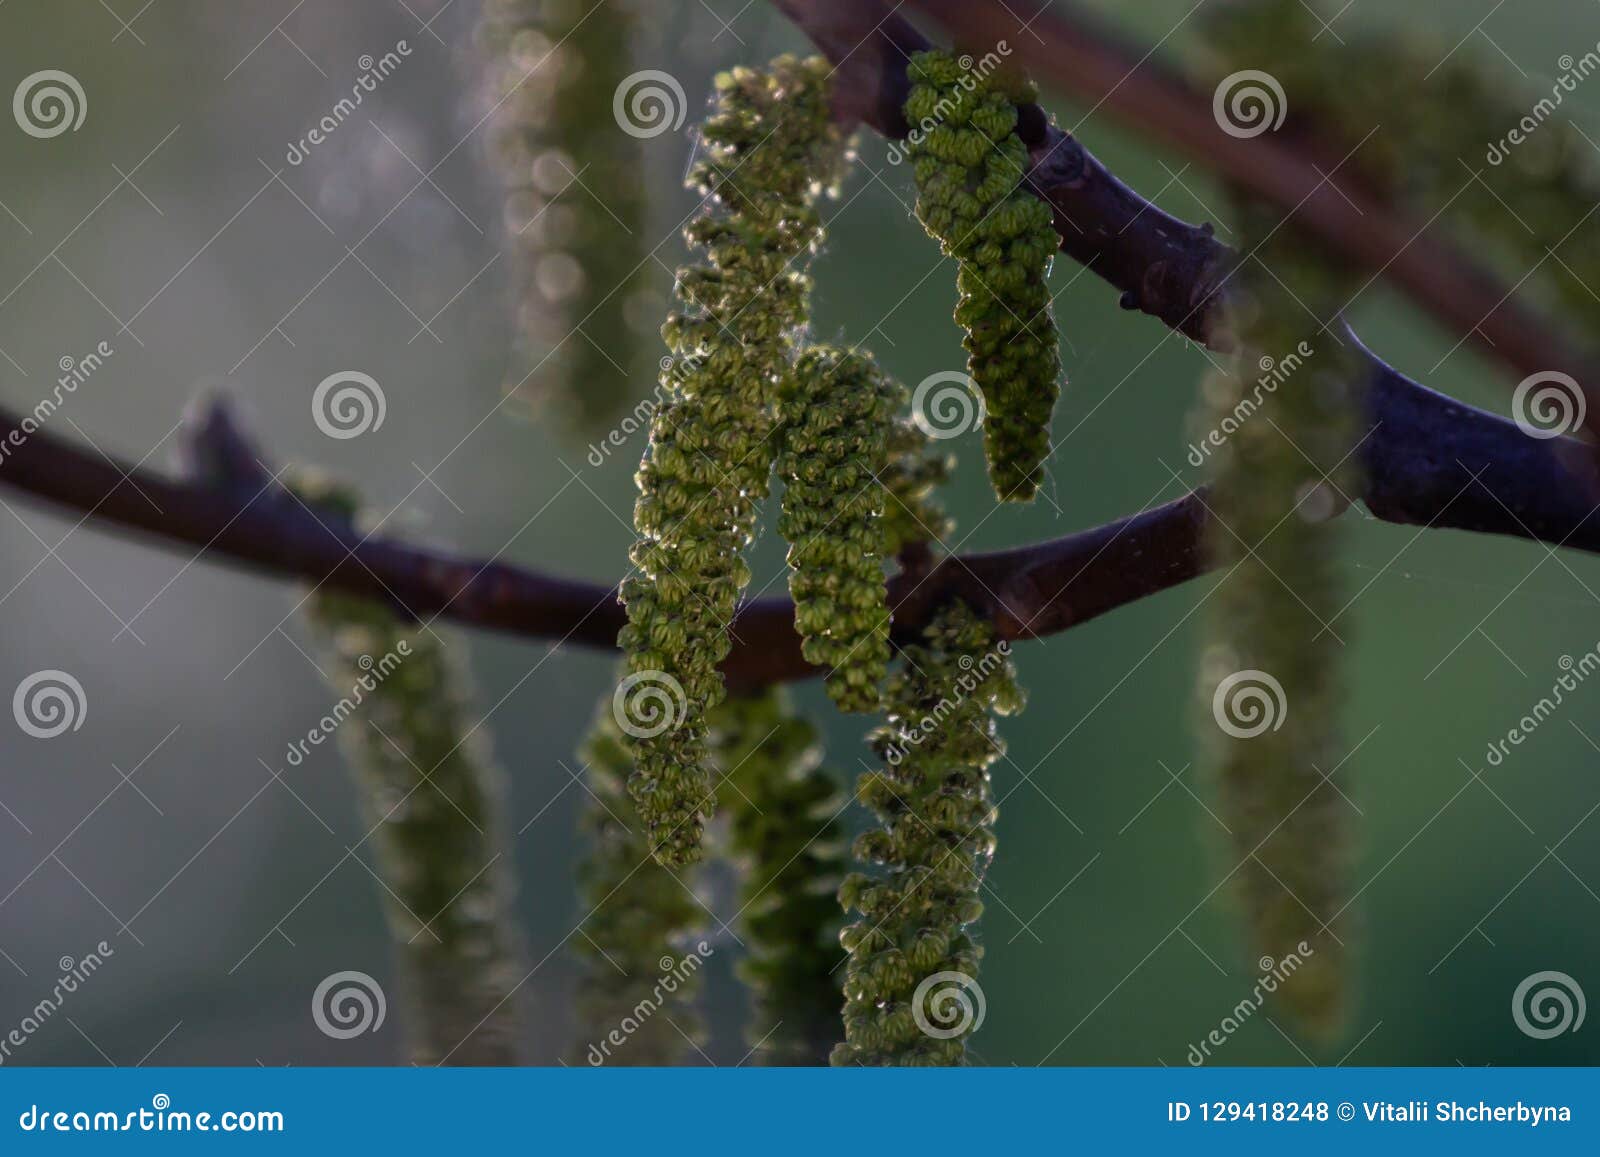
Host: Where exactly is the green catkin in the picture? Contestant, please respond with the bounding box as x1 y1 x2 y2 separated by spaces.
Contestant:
777 347 901 713
879 412 956 555
905 50 1063 503
832 603 1025 1066
479 0 653 431
709 690 848 1065
1193 192 1362 1035
618 56 842 867
569 705 707 1066
292 477 524 1066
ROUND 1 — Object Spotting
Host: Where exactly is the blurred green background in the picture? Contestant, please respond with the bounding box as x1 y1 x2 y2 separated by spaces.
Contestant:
0 0 1596 1066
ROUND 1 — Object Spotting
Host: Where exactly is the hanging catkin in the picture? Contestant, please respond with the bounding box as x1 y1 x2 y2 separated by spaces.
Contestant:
569 704 708 1066
905 50 1063 502
1195 190 1362 1035
777 346 902 712
833 603 1025 1066
618 55 842 867
292 476 524 1065
709 689 847 1065
479 0 653 431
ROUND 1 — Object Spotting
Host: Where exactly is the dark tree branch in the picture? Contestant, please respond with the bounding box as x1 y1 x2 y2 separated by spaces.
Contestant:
902 0 1600 442
0 0 1596 691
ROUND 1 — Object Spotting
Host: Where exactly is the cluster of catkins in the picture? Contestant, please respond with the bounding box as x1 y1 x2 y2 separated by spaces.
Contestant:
904 50 1063 502
479 0 654 430
569 686 849 1066
585 50 1048 1065
293 477 524 1065
834 604 1025 1065
618 56 857 868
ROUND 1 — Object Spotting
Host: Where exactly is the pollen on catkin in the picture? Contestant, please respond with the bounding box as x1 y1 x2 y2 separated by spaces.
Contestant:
777 346 902 712
617 55 843 867
569 703 707 1066
292 475 524 1066
832 602 1025 1066
710 689 847 1065
1196 193 1362 1037
904 50 1062 503
479 0 654 431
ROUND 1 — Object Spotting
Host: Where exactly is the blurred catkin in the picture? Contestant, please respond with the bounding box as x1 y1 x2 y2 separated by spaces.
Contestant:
777 347 902 713
291 476 524 1065
569 704 708 1066
1191 175 1363 1033
833 603 1025 1066
479 0 655 432
710 690 848 1065
905 50 1062 502
618 55 843 867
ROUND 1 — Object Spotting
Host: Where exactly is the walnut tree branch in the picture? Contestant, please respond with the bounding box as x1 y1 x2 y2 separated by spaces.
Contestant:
901 0 1600 442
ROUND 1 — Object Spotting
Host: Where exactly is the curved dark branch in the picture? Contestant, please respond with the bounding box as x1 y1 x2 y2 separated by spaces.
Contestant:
901 0 1600 442
2 345 1597 689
